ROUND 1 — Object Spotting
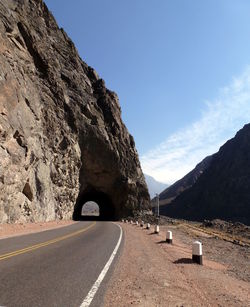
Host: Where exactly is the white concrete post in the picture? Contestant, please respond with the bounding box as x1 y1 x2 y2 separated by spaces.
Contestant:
136 221 139 226
140 221 144 227
121 219 124 223
125 220 128 223
192 241 203 265
166 230 172 244
154 225 159 234
146 223 151 229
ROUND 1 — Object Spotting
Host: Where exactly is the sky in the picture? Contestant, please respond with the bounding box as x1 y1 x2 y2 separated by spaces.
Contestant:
45 0 250 184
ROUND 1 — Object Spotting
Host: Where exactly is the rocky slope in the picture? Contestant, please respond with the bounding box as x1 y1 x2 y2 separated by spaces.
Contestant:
161 124 250 225
159 154 214 203
0 0 149 223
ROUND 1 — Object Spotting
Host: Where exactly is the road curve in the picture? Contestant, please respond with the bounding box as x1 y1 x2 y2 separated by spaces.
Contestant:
0 221 123 307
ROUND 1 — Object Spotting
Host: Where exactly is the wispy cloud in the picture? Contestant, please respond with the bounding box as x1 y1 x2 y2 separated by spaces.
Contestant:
141 66 250 184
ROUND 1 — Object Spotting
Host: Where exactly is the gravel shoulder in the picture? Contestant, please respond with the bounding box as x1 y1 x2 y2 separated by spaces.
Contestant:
104 222 250 307
0 220 76 240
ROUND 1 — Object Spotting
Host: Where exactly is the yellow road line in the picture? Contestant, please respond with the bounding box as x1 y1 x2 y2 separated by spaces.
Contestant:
0 222 96 261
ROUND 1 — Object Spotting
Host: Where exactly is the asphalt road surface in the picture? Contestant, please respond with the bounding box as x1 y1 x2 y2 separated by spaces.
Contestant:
0 221 123 307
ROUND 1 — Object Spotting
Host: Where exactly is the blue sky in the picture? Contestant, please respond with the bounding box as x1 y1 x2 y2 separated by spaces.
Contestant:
45 0 250 184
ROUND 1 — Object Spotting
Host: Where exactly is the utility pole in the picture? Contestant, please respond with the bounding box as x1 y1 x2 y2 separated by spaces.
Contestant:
155 193 159 224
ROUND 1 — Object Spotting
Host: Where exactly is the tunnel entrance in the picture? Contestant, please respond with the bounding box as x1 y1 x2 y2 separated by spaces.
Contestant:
73 190 116 221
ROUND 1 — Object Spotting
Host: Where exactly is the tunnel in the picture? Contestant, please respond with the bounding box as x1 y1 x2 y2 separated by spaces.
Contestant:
73 189 116 221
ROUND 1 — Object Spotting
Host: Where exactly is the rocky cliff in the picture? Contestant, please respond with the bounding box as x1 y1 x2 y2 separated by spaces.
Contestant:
161 124 250 225
0 0 149 223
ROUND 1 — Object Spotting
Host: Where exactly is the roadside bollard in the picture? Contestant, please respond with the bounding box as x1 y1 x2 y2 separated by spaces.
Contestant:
192 241 203 265
125 220 128 223
140 221 144 227
146 223 150 229
166 230 173 244
154 225 159 234
136 221 139 226
121 219 124 223
130 220 133 224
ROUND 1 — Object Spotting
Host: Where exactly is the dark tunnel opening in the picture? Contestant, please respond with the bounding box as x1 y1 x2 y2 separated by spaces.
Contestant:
73 189 116 221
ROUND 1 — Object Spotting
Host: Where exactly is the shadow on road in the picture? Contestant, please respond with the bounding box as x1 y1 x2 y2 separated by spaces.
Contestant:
156 240 168 244
75 216 116 221
173 258 193 264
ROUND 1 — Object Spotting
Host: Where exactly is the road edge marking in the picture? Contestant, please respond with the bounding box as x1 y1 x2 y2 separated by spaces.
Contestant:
0 222 96 261
80 223 123 307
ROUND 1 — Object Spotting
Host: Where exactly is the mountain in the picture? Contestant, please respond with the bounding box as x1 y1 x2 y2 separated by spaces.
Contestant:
0 0 149 223
144 174 168 199
159 154 214 204
160 124 250 225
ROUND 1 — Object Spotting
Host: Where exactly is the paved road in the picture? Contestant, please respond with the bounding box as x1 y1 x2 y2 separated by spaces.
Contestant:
0 221 123 307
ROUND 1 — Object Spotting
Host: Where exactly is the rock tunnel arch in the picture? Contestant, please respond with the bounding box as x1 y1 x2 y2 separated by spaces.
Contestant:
73 189 116 221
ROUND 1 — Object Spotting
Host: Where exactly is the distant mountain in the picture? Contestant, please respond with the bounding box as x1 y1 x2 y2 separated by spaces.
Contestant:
160 124 250 225
160 154 214 204
144 174 168 199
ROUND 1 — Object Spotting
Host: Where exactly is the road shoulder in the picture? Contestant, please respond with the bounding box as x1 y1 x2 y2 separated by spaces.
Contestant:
0 220 76 240
104 222 250 306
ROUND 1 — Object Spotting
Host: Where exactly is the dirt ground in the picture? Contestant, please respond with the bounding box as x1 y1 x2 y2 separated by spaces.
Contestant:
0 220 76 239
104 222 250 307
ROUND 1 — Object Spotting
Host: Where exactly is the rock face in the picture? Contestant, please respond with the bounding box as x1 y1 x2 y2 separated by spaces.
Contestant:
161 124 250 225
0 0 149 223
159 154 214 204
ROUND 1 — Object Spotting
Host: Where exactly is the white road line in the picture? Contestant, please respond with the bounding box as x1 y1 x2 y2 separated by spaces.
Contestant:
80 223 123 307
